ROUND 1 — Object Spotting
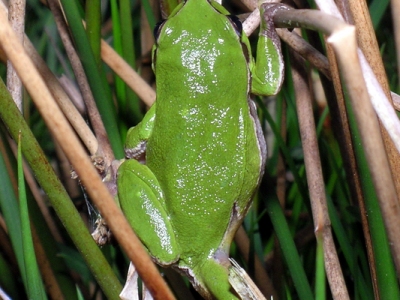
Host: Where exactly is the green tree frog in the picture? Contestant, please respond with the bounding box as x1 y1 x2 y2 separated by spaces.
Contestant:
117 0 284 298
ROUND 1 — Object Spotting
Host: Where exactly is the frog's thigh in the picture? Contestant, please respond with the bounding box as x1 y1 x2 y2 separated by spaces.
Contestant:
117 159 179 265
198 259 239 300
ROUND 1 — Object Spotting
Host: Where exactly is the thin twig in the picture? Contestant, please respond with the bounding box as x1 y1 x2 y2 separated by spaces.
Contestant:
276 28 331 79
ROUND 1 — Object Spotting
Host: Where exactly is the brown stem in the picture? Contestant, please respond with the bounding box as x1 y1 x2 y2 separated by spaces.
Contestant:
329 25 400 283
290 48 350 299
6 0 25 112
348 0 400 204
47 0 114 165
323 45 379 298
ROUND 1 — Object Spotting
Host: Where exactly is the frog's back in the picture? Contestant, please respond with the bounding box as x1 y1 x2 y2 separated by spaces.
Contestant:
147 0 264 262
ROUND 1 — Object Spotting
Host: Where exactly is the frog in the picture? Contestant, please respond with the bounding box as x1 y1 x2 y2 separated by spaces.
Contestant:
116 0 284 298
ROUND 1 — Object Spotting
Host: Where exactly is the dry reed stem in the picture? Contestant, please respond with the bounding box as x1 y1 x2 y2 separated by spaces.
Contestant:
329 2 382 297
6 0 25 112
274 5 400 157
348 0 400 214
101 40 156 106
272 7 400 280
48 0 114 164
324 43 379 300
1 10 97 155
328 25 400 280
25 38 99 155
242 8 261 36
276 28 331 79
316 0 400 283
58 75 86 115
290 48 349 300
0 0 98 156
0 8 175 300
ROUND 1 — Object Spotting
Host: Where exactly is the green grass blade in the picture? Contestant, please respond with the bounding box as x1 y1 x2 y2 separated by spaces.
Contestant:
120 0 142 123
58 0 124 158
265 194 314 300
369 0 390 29
160 0 181 16
18 133 47 299
258 98 309 204
110 0 143 126
141 0 157 30
314 238 325 300
27 190 79 300
0 146 26 287
85 0 101 66
346 95 400 299
110 0 125 108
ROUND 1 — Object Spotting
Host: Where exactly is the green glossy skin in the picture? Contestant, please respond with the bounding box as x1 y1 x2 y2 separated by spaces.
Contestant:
117 0 283 298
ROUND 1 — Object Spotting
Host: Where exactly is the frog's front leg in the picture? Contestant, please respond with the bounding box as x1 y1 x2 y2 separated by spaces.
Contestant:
118 103 180 266
124 103 156 161
251 3 286 96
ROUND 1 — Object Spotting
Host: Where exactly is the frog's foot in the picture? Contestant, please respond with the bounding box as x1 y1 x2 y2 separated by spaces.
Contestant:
193 252 240 300
193 250 265 299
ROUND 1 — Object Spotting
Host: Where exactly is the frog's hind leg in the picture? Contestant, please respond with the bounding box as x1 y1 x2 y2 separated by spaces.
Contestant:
194 252 239 300
117 159 179 265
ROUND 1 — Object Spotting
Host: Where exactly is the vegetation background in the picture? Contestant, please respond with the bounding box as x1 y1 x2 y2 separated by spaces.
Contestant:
0 0 399 299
